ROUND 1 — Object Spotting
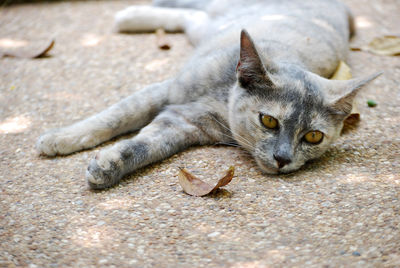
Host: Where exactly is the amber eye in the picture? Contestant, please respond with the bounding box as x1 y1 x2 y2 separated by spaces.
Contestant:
260 114 278 129
304 131 324 144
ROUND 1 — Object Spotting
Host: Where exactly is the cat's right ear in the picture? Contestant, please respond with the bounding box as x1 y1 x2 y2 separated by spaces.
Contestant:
328 72 383 115
237 29 275 89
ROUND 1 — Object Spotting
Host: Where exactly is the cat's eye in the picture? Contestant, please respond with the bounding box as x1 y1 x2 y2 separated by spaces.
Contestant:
304 131 324 144
260 114 278 129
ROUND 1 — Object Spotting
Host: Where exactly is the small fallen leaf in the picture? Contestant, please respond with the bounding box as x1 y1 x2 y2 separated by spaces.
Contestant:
330 61 352 80
330 61 361 133
1 39 55 59
351 35 400 56
156 29 171 50
178 166 234 197
365 35 400 56
367 99 377 107
342 110 360 134
350 47 362 51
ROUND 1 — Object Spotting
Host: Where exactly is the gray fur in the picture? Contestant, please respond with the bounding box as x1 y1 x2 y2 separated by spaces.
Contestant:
36 0 381 189
153 0 212 10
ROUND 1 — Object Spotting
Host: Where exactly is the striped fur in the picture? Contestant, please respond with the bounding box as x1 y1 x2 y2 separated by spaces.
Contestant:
37 0 380 189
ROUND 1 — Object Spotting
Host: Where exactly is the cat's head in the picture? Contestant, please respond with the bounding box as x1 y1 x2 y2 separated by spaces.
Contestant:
229 30 381 174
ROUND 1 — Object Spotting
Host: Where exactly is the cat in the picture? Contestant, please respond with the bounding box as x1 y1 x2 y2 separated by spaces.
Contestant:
36 0 381 189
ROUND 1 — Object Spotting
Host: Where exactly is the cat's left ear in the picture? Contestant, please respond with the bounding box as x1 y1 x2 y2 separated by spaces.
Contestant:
236 29 275 88
328 72 383 115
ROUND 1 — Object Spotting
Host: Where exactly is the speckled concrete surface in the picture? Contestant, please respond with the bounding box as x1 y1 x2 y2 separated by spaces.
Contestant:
0 0 399 267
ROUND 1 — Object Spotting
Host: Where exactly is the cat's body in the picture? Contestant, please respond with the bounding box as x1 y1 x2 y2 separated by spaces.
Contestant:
36 0 380 189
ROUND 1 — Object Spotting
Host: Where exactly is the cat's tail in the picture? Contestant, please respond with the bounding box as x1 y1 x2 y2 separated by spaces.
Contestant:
115 6 186 33
152 0 211 10
114 5 208 36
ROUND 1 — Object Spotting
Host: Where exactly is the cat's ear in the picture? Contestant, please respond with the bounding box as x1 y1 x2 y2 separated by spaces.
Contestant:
237 29 275 88
329 72 383 115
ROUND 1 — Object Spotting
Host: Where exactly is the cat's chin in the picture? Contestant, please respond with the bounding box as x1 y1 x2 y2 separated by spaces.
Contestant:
255 157 303 175
255 158 279 174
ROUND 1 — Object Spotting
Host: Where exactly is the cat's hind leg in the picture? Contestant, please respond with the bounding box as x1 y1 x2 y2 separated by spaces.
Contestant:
86 102 228 189
36 80 172 156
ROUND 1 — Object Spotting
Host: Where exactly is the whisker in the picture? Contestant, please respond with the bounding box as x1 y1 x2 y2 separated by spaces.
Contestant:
201 99 257 151
209 114 255 146
208 120 255 150
214 141 253 158
215 141 240 147
222 128 256 150
219 131 255 150
234 134 256 150
249 119 265 132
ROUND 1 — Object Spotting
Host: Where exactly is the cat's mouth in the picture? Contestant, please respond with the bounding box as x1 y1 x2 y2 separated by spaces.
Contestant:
254 157 279 174
255 157 302 175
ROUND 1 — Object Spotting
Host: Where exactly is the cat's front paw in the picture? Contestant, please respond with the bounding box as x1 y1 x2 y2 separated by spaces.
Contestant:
36 126 97 156
86 151 124 190
36 129 79 156
36 129 64 156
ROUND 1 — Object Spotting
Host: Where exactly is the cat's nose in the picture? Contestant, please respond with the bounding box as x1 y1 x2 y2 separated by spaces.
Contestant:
273 154 292 169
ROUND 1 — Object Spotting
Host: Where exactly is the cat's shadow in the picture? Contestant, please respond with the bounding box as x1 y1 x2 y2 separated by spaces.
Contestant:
233 144 362 183
39 135 364 191
205 188 232 199
275 146 360 182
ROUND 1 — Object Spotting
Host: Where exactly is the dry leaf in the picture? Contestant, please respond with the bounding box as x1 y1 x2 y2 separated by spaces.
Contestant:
1 39 55 58
342 102 360 134
330 61 361 132
178 166 234 196
330 60 352 80
351 35 400 56
350 47 362 52
156 29 171 50
365 35 400 56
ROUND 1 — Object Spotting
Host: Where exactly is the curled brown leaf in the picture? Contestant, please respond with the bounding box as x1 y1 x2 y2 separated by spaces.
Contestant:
1 39 55 59
351 35 400 56
178 166 234 197
330 61 361 133
365 35 400 56
156 29 171 50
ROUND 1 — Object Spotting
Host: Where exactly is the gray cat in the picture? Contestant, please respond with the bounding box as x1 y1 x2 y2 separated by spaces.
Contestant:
36 0 381 189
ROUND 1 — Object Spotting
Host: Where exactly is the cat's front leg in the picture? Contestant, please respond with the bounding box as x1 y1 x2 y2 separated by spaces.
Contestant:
36 122 112 156
36 80 171 156
86 104 222 189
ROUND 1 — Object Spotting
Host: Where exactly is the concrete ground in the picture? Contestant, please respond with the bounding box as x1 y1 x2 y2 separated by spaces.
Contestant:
1 0 399 267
